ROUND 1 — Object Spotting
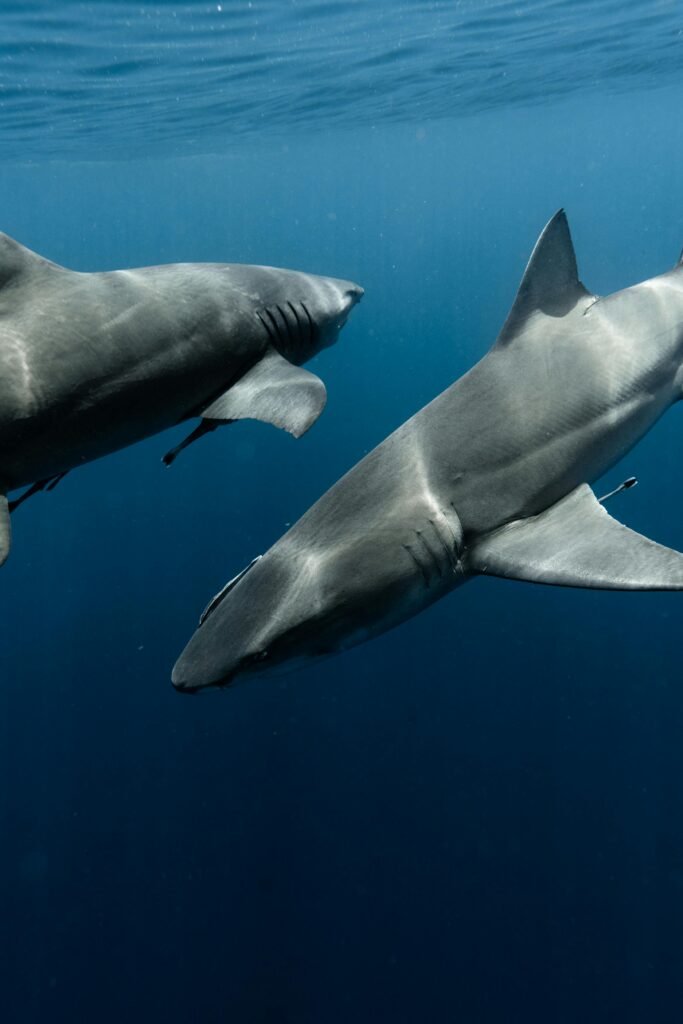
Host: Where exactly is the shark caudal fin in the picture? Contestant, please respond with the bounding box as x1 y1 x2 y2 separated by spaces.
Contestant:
468 484 683 590
0 495 10 567
495 210 593 347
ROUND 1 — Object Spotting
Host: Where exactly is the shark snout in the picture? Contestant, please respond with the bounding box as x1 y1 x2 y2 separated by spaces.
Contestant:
171 552 294 694
335 280 363 325
171 590 253 693
171 638 237 694
344 283 364 307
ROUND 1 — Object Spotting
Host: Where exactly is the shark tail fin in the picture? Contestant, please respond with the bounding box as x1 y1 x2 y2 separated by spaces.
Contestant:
468 484 683 590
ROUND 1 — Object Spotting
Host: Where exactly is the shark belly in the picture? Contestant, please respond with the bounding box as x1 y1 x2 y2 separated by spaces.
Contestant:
0 360 234 489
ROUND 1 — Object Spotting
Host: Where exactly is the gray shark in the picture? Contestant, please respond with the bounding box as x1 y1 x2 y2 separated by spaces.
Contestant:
173 210 683 693
0 233 363 565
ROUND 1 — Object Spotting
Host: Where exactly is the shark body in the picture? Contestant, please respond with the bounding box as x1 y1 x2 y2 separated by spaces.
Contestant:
0 233 362 565
173 211 683 692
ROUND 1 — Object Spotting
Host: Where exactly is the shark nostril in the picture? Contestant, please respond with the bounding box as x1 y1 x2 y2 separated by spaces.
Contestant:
339 285 363 317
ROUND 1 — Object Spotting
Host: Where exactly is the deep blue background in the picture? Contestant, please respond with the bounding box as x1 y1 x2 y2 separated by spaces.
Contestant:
2 90 683 1022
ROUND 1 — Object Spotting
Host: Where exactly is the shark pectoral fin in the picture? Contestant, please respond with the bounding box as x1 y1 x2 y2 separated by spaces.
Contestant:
0 494 10 567
468 483 683 590
201 347 327 438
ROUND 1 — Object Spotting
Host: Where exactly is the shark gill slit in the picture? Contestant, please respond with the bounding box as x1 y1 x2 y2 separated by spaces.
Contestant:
256 311 277 346
300 301 316 345
414 529 443 578
264 308 283 348
402 543 430 586
449 502 468 566
275 304 294 355
287 301 304 348
440 508 464 561
428 517 458 573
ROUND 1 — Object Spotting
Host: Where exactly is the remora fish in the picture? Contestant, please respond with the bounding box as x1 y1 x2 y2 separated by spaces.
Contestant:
173 210 683 692
0 233 363 565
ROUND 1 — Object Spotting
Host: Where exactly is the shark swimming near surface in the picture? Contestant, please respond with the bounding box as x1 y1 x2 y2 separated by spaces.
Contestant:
172 210 683 693
0 233 363 566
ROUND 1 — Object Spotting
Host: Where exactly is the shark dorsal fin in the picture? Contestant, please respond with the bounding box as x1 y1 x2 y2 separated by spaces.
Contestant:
0 233 56 289
495 210 591 346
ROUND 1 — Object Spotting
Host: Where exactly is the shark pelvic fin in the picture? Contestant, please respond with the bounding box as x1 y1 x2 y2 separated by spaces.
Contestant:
0 494 10 567
495 210 592 346
468 483 683 590
200 346 327 438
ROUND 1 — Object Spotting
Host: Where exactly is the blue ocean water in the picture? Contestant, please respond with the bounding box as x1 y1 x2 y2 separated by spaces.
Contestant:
1 3 683 1022
1 0 681 161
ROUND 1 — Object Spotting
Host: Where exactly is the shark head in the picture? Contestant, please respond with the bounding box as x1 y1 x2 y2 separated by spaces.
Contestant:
171 514 459 695
297 273 364 355
236 266 363 365
172 548 337 693
172 530 416 694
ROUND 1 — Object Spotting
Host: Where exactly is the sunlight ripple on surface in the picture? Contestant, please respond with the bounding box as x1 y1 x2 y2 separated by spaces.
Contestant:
0 0 681 160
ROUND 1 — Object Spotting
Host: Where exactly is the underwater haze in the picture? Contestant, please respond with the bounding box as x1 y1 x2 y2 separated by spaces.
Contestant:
2 2 683 1022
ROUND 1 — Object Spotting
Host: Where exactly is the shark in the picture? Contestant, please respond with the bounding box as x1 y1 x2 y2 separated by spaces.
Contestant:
0 233 363 566
172 210 683 693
